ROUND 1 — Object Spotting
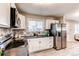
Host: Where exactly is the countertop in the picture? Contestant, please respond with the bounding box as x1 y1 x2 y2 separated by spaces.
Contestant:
21 35 53 39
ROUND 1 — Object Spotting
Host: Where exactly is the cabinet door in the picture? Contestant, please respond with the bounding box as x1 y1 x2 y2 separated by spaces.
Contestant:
39 37 53 50
27 39 39 53
0 3 10 26
46 37 53 49
39 38 49 50
10 3 16 8
18 14 26 28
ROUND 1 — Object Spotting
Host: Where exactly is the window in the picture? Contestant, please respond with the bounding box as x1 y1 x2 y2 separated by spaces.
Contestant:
27 18 45 32
75 24 79 34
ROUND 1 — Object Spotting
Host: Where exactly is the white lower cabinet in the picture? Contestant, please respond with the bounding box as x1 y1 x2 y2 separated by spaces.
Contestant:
27 37 53 53
27 39 39 52
39 37 53 50
39 38 48 50
45 37 53 49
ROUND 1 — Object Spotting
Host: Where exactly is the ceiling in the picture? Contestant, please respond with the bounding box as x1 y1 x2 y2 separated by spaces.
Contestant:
16 3 79 21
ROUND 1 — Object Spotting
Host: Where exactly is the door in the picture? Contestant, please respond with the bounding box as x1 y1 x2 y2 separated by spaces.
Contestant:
17 13 26 28
39 37 53 50
61 24 66 49
54 24 62 50
55 37 62 50
46 37 53 49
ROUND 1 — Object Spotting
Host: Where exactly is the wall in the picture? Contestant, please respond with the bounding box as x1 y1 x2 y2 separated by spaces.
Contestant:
66 20 79 41
24 14 59 31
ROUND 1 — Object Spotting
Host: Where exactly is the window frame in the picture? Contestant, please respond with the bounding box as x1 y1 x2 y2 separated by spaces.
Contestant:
26 17 45 32
75 24 79 34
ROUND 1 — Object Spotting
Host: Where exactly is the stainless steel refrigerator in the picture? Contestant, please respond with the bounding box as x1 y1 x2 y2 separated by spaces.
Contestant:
50 23 66 50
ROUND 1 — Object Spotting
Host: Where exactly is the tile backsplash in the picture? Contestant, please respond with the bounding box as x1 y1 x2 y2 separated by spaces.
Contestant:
0 28 11 36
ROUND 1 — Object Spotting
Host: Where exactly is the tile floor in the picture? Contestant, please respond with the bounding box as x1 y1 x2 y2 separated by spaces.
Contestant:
5 40 79 56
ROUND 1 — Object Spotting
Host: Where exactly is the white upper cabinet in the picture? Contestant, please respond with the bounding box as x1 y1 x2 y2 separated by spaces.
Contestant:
17 13 26 28
45 19 59 29
0 3 10 27
10 3 16 8
0 3 18 28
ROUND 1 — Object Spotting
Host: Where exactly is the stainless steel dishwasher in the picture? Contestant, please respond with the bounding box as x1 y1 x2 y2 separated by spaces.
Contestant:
22 36 29 56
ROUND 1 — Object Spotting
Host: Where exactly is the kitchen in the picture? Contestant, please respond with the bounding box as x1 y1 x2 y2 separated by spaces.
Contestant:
0 3 79 56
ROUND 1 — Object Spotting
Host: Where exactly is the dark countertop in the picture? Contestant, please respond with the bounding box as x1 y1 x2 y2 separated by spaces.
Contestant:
21 35 53 39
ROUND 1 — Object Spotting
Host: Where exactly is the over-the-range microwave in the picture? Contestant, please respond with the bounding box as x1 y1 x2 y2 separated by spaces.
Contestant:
10 7 21 28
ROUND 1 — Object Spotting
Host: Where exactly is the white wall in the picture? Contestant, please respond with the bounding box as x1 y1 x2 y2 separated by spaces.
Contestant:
66 20 79 41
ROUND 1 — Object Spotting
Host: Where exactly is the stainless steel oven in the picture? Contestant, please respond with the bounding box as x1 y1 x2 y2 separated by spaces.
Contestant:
0 33 12 50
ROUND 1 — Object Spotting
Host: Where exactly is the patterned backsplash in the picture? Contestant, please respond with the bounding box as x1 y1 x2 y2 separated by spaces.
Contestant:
0 28 11 36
